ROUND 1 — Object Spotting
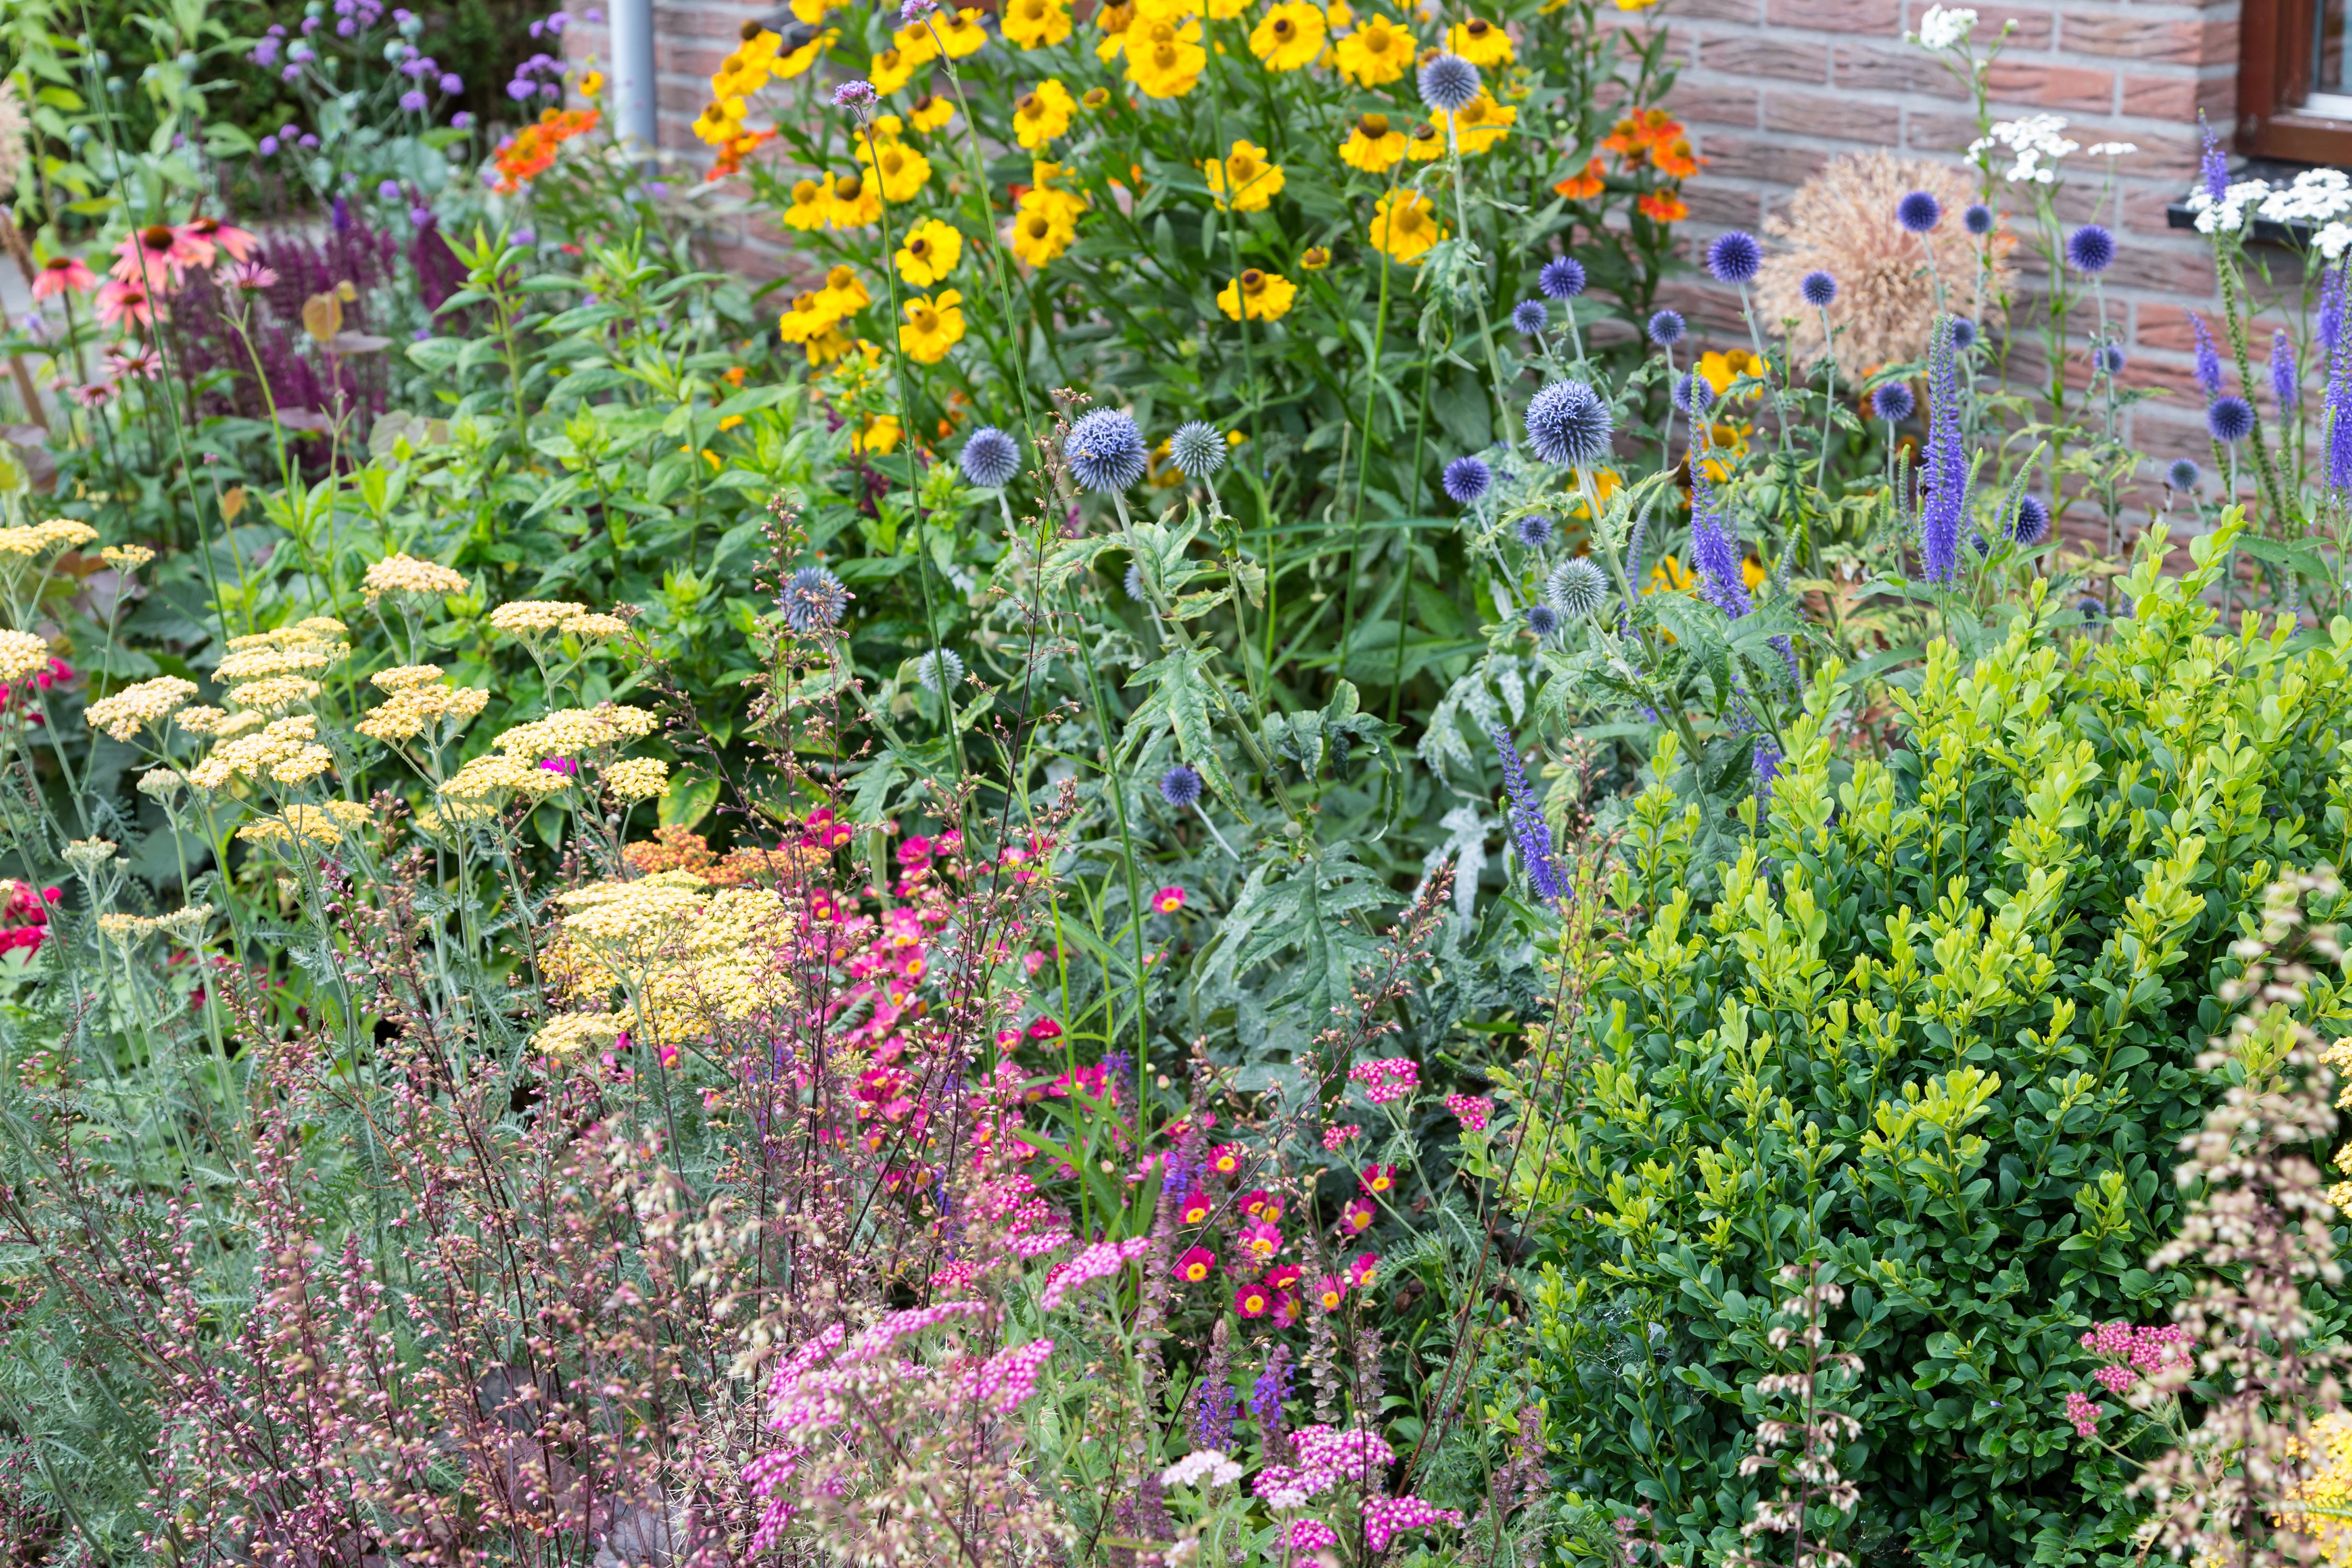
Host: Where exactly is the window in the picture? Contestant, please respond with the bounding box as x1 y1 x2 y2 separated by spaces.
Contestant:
2243 0 2352 161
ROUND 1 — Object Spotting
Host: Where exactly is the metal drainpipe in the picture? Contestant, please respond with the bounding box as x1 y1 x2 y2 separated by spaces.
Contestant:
610 0 658 157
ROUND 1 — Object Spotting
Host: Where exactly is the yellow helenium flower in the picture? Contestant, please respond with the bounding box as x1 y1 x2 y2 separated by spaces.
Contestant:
1124 15 1205 97
1012 78 1077 148
895 218 963 285
1340 111 1405 172
899 291 966 362
1204 139 1284 211
855 413 903 453
1444 15 1513 62
1333 13 1409 84
1698 348 1763 397
1004 0 1073 47
771 28 836 79
908 92 954 129
791 0 832 20
1250 2 1326 68
891 20 940 64
1027 159 1090 224
784 176 833 230
829 171 882 227
1300 245 1331 270
1094 1 1136 58
1217 268 1297 321
1368 188 1445 262
1404 121 1443 161
933 7 989 56
1008 197 1076 267
815 264 870 318
780 292 842 352
858 137 932 202
869 46 916 94
1433 90 1513 154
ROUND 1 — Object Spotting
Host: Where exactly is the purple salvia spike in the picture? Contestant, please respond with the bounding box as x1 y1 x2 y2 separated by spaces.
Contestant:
1917 315 1969 586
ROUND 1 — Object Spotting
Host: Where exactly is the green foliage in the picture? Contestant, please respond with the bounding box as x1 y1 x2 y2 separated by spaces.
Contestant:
1517 516 2352 1568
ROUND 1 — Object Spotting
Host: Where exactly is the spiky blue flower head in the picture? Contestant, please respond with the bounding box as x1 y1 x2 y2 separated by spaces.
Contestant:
1896 190 1943 234
1159 763 1203 808
1705 230 1762 285
1525 380 1612 467
1547 557 1608 618
1799 270 1838 308
1671 372 1712 416
1515 513 1555 549
1124 562 1148 601
1918 315 1970 586
1168 420 1226 479
782 566 850 633
1539 257 1587 300
1524 603 1559 636
1687 467 1751 620
2166 457 2201 491
959 426 1020 488
2324 258 2348 353
1871 381 1915 422
1511 298 1549 335
2065 223 2115 274
2012 494 2050 545
1417 50 1480 111
1066 409 1149 493
2190 312 2223 395
1442 455 1493 503
1646 308 1686 347
915 647 965 693
2199 111 2228 205
1949 317 1979 351
2096 343 2126 376
1963 202 1994 236
2208 395 2255 444
2272 329 2299 409
2077 594 2106 621
1492 728 1563 901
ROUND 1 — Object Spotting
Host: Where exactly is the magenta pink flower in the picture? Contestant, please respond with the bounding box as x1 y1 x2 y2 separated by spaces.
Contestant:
2063 1389 2101 1438
1363 1493 1465 1552
1287 1519 1340 1551
1321 1122 1362 1151
1446 1092 1492 1131
1348 1056 1420 1104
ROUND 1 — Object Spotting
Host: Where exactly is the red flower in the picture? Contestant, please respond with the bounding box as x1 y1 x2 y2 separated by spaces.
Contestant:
1553 156 1605 200
1265 1263 1302 1292
1176 1246 1216 1284
1233 1282 1271 1318
1027 1017 1063 1041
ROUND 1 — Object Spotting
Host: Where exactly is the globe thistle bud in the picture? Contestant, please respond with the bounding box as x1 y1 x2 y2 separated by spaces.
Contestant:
1539 257 1586 300
1870 382 1915 422
1949 316 1979 351
960 426 1021 488
1524 603 1559 636
1515 514 1555 549
1672 372 1712 416
2065 223 2115 274
1546 557 1608 619
781 566 850 633
1168 421 1226 479
1442 456 1493 504
1124 562 1148 602
2166 457 2201 491
1417 51 1480 112
1066 409 1149 493
1799 270 1838 308
1963 202 1994 236
916 647 965 693
2095 343 2126 376
1895 190 1942 234
2011 494 2050 545
1524 381 1612 467
1646 308 1685 347
1511 298 1548 335
1705 230 1761 285
2208 395 2255 444
1159 763 1204 807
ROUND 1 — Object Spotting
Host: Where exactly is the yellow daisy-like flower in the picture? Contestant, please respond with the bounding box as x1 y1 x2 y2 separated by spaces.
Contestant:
815 264 870 319
1300 245 1331 270
1698 349 1763 398
1433 90 1514 154
1340 111 1405 171
1012 78 1077 148
1250 2 1326 68
791 0 832 19
829 171 882 227
1124 15 1205 97
784 176 833 230
1333 13 1410 84
580 69 604 96
892 20 941 64
1008 196 1077 267
909 93 954 130
1082 85 1111 107
1643 553 1695 595
770 28 836 79
1444 16 1513 63
898 290 966 363
692 100 743 145
1004 0 1073 47
934 7 989 56
1368 188 1445 262
895 218 963 285
855 413 903 453
1216 268 1297 321
1028 159 1090 224
1204 139 1284 211
1094 1 1136 58
1567 467 1623 519
869 46 916 94
1404 121 1443 161
858 137 933 202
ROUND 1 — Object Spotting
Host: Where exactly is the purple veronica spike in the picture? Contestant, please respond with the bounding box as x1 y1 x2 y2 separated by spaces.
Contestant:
2188 312 2222 398
1492 729 1563 901
2272 329 2299 410
2199 113 2229 205
1688 466 1751 619
2329 353 2352 489
1917 315 1969 585
2323 258 2347 355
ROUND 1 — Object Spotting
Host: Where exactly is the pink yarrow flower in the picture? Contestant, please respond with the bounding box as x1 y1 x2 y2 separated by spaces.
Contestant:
2063 1389 2101 1438
1446 1092 1493 1131
1287 1519 1340 1551
1349 1056 1419 1104
1322 1122 1362 1151
1363 1494 1466 1553
1039 1236 1151 1312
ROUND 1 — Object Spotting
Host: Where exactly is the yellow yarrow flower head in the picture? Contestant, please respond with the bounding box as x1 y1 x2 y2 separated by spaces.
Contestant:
1124 15 1205 97
898 290 967 363
1433 89 1514 154
1369 188 1446 262
857 137 932 202
1444 15 1513 62
1003 0 1073 47
1217 268 1297 321
1012 77 1077 148
908 92 954 129
1340 111 1405 171
1250 1 1326 67
895 218 963 286
1205 139 1284 211
1333 11 1410 83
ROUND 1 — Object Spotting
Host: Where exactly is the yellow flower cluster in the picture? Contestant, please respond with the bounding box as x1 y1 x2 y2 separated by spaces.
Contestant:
237 800 372 848
207 619 348 725
488 600 627 640
1204 139 1284 212
0 629 52 684
356 671 491 745
96 903 215 944
442 752 573 802
533 1010 629 1058
2284 1408 2352 1565
1008 160 1089 268
86 675 201 742
693 23 835 146
546 870 795 1045
0 518 99 560
101 544 156 573
363 553 468 599
605 756 672 802
187 714 333 791
779 264 875 364
494 704 659 760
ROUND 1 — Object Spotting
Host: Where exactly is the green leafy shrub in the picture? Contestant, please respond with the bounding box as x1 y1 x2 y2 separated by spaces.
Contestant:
1515 517 2352 1567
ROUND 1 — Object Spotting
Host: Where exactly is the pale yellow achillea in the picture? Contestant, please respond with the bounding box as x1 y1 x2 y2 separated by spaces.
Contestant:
85 675 198 741
229 675 325 716
605 757 671 802
101 544 156 572
363 553 468 599
496 704 659 759
443 753 572 801
533 1011 629 1058
546 872 795 1047
238 800 371 848
489 600 589 634
216 643 337 683
0 630 52 683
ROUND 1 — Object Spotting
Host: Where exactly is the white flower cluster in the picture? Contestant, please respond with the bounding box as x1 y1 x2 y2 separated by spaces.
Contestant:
2321 222 2352 260
2084 141 2138 158
2264 166 2352 225
1160 1450 1245 1490
1915 4 1976 48
1969 114 2077 185
2185 177 2276 235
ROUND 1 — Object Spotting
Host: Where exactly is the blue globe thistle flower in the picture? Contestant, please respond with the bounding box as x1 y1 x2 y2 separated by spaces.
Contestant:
2012 494 2050 545
1525 381 1612 467
1871 382 1915 422
1511 298 1549 335
1159 764 1204 808
2208 394 2255 444
1896 190 1943 234
1672 372 1712 415
1516 514 1555 549
1168 421 1226 479
782 566 850 633
2076 595 2106 621
1524 603 1560 636
1124 562 1148 601
1066 409 1149 493
1800 270 1838 308
915 647 965 693
1539 257 1587 300
1547 557 1608 618
2167 457 2201 491
1417 51 1480 112
2065 223 2115 274
959 426 1020 488
2096 343 2126 376
1949 317 1979 351
1705 230 1762 285
1963 202 1994 236
1647 308 1686 347
1442 455 1493 503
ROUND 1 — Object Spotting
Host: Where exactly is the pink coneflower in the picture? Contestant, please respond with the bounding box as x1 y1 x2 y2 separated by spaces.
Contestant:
94 281 153 329
228 260 280 292
30 256 96 298
69 381 116 408
104 345 162 381
110 224 205 291
179 216 259 265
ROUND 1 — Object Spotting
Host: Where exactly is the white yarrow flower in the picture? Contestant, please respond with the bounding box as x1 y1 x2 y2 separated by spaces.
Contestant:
1161 1450 1244 1489
1916 5 1976 48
